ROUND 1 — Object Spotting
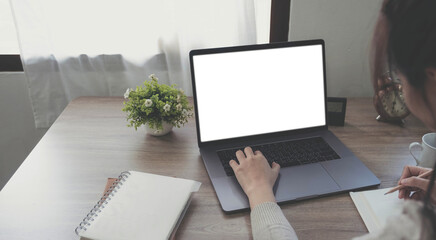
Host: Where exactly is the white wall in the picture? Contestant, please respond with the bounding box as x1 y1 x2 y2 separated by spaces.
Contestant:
0 72 47 190
289 0 383 97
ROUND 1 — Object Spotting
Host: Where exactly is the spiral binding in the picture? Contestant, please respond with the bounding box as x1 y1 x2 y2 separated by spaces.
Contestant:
75 171 131 236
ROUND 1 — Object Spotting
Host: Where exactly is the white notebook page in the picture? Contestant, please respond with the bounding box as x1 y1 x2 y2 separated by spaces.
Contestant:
80 171 201 240
350 188 404 233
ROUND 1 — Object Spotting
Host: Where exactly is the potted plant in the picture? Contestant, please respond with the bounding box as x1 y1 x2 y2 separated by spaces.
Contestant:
122 74 193 136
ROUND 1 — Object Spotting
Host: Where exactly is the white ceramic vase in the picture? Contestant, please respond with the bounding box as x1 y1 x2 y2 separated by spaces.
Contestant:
144 121 173 136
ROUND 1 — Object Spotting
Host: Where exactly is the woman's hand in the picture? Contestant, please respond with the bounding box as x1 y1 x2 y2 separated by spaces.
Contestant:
229 147 280 209
398 165 436 204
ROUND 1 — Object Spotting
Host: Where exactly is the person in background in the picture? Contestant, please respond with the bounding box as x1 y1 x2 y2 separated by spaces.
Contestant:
229 0 436 239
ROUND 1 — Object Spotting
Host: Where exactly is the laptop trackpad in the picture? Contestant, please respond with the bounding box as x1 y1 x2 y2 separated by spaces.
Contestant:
275 163 340 202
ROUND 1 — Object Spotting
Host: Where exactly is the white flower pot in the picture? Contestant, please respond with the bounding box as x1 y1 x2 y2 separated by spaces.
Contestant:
144 122 173 136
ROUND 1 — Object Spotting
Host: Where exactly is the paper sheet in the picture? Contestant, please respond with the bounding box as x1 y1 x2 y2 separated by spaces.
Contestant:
350 188 404 233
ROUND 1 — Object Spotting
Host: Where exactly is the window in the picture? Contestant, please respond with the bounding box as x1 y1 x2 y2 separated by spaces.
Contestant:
0 0 23 71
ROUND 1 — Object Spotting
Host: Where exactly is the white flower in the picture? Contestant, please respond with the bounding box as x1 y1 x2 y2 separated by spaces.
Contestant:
177 95 181 103
149 74 158 80
176 104 182 111
124 88 132 99
144 99 153 107
182 109 188 116
163 104 171 112
179 88 184 95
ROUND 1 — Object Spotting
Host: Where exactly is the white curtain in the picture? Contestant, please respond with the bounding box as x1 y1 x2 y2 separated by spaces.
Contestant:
10 0 263 128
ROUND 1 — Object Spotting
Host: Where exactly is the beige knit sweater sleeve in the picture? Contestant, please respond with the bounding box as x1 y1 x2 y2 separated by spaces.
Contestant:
250 202 298 240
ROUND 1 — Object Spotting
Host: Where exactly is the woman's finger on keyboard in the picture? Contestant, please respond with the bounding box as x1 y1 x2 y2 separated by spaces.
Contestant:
236 150 246 161
244 147 254 158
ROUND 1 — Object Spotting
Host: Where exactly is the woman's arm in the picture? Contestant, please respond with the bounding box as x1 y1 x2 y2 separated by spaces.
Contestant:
251 202 298 240
229 147 298 240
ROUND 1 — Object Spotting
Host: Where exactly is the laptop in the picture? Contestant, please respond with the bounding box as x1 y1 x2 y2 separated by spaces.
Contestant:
189 39 380 213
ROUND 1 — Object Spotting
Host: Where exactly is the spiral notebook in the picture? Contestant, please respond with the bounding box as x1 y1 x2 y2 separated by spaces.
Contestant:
350 188 404 232
75 171 201 240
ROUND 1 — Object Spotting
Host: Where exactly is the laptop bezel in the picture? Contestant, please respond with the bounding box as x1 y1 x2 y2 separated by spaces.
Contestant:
189 39 328 148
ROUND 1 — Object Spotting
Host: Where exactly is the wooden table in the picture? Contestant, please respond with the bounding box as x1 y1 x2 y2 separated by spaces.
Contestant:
0 97 428 240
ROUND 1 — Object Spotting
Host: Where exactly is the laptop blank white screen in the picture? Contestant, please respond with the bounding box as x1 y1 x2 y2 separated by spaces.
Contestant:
193 44 326 143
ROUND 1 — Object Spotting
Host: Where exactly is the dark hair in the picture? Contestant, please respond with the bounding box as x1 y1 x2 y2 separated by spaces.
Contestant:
372 0 436 89
372 0 436 239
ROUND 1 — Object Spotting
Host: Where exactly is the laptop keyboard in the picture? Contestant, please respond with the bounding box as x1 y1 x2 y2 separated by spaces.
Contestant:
217 137 340 176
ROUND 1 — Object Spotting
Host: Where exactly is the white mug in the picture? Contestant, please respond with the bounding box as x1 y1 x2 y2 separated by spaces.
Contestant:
409 133 436 168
